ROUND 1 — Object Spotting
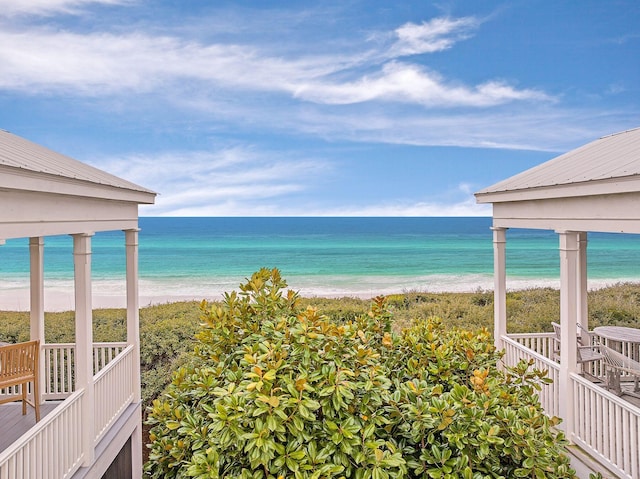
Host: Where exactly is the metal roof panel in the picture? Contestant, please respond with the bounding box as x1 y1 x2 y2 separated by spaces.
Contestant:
0 129 156 195
476 127 640 196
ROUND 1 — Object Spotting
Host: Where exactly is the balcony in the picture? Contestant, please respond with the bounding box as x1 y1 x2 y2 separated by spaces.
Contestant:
0 342 136 478
503 332 640 479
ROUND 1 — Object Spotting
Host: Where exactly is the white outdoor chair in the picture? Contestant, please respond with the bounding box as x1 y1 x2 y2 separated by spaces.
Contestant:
600 344 640 398
551 322 603 379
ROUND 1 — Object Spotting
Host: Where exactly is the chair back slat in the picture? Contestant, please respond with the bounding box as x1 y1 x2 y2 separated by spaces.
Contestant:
0 341 38 385
0 340 41 421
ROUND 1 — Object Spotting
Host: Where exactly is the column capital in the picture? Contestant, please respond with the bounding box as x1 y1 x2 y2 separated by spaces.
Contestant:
29 237 45 246
71 232 95 238
492 227 507 243
557 231 579 251
125 228 140 247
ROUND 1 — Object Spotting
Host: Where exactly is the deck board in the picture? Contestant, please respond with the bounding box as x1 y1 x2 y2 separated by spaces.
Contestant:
0 401 60 454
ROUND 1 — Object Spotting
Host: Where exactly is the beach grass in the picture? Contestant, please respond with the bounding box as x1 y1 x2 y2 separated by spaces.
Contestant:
2 282 640 463
1 282 640 406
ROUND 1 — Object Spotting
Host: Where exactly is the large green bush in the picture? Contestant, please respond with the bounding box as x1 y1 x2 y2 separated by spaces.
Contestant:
145 268 575 479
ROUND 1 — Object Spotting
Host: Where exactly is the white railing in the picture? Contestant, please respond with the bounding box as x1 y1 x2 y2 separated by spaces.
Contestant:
0 343 135 479
502 335 560 418
504 333 640 479
0 390 85 479
0 342 128 401
42 342 128 400
572 374 640 479
43 343 74 399
508 332 555 359
94 345 135 443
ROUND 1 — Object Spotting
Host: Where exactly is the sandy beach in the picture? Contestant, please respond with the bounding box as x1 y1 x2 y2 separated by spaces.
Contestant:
0 276 631 312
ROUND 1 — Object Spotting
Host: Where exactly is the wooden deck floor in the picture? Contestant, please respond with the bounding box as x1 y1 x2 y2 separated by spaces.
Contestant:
0 401 60 454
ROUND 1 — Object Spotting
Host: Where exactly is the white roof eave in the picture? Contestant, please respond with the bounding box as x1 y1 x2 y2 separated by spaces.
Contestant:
475 175 640 204
0 166 156 204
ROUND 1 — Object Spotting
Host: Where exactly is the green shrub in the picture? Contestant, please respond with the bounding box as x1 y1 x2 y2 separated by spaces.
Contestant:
145 268 575 479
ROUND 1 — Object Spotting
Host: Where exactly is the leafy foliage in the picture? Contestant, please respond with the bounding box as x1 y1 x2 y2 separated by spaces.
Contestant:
145 268 575 479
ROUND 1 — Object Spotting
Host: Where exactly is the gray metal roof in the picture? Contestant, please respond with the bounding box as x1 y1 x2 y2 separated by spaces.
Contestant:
0 129 155 195
476 127 640 197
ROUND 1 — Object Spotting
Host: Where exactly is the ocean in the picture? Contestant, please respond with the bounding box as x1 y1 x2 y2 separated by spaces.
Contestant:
1 217 640 309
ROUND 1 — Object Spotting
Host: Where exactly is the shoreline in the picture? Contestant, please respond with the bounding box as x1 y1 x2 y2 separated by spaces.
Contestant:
0 276 637 312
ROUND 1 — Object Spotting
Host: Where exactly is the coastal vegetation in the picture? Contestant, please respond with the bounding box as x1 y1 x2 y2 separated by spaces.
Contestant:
145 268 574 478
1 281 639 406
1 278 639 474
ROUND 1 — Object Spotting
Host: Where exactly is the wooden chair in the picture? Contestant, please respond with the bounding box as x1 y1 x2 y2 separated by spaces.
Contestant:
0 340 41 422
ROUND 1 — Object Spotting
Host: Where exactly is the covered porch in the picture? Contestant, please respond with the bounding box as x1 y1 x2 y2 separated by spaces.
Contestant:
476 127 640 479
0 130 156 478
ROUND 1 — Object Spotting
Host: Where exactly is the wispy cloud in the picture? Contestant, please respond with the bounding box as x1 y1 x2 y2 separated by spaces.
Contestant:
0 0 131 17
294 62 549 106
0 15 547 112
93 148 332 216
140 193 491 217
389 17 480 56
606 32 640 45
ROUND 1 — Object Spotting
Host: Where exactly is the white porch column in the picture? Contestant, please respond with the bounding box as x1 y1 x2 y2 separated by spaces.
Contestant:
73 233 95 465
125 228 143 479
492 227 508 349
558 231 579 438
577 232 588 330
29 237 45 405
125 229 141 402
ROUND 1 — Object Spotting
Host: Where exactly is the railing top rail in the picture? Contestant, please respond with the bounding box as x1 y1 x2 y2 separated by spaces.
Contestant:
501 335 560 370
507 332 555 338
93 344 134 382
43 342 129 348
0 389 84 464
570 370 640 416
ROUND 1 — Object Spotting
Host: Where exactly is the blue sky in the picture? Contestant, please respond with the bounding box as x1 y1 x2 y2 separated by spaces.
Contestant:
0 0 638 216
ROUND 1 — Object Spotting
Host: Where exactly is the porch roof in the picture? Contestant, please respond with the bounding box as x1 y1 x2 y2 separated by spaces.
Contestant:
0 129 156 204
474 127 640 234
0 130 156 239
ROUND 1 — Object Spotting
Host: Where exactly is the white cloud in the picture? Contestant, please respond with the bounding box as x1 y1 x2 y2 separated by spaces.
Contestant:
0 0 130 17
390 17 479 56
93 148 331 216
138 196 492 217
143 195 492 217
116 149 490 216
308 198 491 217
0 28 338 96
0 18 548 111
243 97 630 152
1 8 626 154
294 62 549 107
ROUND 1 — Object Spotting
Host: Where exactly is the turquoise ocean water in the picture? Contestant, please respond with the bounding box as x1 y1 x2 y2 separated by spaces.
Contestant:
2 217 640 305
